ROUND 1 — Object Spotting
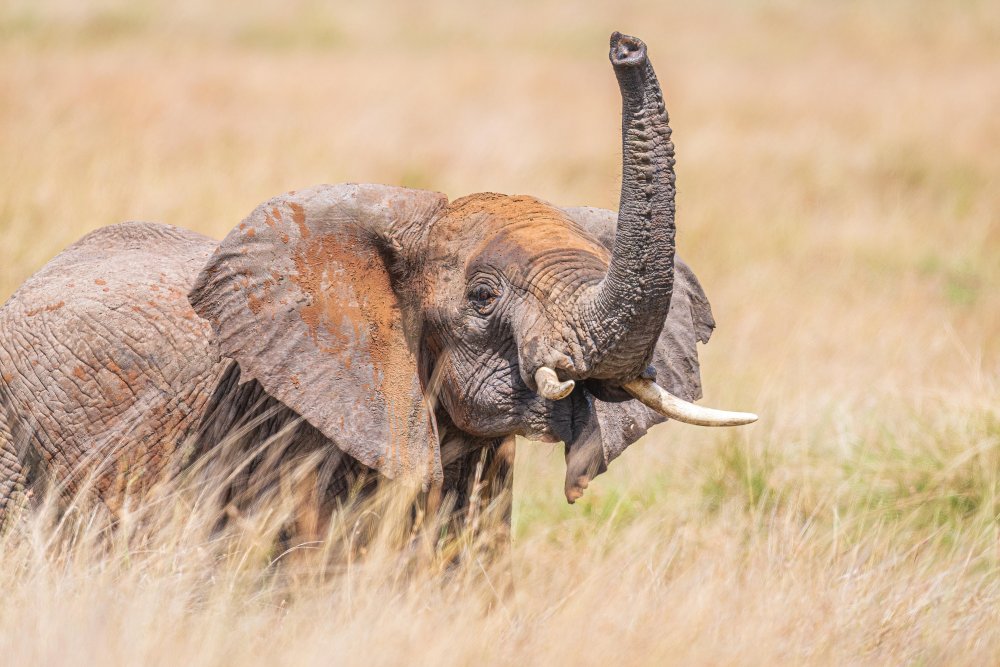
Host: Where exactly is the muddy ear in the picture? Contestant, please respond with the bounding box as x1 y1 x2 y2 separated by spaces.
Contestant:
190 184 448 485
562 206 716 465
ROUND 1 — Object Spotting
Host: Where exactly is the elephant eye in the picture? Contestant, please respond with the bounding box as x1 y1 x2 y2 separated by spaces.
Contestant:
468 283 500 314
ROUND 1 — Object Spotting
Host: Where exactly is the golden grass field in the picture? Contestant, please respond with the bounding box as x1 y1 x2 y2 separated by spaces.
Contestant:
1 0 999 663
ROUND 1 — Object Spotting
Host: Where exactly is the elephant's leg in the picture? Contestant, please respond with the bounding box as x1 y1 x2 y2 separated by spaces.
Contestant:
439 435 516 553
434 435 516 597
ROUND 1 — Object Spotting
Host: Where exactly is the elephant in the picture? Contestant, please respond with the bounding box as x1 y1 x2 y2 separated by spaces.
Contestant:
0 32 755 537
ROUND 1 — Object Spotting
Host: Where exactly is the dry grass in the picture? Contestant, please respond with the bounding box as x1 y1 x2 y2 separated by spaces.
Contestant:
1 0 999 663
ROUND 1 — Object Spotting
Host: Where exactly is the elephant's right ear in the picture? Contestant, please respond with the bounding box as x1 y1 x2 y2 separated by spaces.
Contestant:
562 205 716 469
189 184 448 485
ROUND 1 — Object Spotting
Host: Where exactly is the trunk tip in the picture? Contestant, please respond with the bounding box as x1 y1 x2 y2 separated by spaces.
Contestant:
609 31 647 68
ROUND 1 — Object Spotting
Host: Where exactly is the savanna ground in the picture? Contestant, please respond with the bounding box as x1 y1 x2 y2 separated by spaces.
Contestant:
1 0 999 664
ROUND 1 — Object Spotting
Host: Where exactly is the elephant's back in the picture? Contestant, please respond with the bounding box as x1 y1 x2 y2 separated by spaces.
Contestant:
0 221 228 503
8 221 215 300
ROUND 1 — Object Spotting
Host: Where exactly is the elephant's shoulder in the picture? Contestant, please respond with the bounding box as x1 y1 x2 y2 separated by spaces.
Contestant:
0 220 223 398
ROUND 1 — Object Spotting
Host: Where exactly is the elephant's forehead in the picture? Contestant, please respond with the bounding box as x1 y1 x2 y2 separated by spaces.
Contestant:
431 192 609 268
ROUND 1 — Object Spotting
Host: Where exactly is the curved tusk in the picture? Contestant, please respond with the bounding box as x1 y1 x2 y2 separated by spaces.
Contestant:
622 378 758 427
534 367 575 401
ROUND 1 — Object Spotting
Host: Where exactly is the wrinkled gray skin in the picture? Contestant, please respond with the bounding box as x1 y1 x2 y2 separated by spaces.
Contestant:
0 33 716 533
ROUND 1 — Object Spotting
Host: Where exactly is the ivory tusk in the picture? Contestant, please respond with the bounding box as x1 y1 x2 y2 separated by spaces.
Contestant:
622 378 758 427
534 366 575 401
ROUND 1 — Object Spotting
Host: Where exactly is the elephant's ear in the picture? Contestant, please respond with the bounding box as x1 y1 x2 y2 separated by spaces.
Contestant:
562 206 716 464
190 184 448 485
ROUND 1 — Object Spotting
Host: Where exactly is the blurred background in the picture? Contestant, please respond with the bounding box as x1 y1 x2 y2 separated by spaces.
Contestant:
1 2 999 659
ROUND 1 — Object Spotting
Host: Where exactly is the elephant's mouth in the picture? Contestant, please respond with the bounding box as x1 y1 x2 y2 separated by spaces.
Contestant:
544 382 613 504
538 376 756 503
546 383 594 445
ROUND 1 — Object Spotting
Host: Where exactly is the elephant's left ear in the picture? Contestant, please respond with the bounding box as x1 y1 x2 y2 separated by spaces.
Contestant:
189 184 448 486
562 206 716 465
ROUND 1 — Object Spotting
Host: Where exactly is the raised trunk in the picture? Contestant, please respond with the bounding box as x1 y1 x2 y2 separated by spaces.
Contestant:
577 32 677 381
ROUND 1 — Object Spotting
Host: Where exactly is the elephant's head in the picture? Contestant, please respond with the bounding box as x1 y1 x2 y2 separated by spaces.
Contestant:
188 32 756 503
